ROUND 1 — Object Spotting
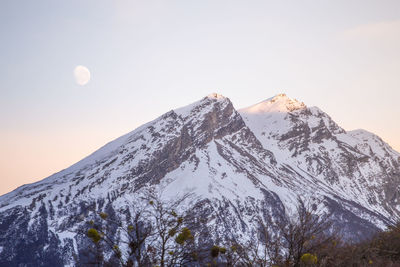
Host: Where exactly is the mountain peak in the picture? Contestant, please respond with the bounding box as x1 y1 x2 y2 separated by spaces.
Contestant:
174 93 231 118
2 91 400 265
272 93 288 99
206 92 226 99
240 93 306 114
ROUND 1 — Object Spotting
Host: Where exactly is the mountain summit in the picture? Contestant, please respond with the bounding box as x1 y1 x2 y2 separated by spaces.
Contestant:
241 93 306 114
0 93 399 266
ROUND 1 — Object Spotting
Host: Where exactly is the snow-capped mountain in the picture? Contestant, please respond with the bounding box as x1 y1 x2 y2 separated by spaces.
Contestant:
0 93 399 266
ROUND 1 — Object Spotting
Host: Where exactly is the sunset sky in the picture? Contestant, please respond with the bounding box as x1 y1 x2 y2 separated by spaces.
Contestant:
1 0 399 195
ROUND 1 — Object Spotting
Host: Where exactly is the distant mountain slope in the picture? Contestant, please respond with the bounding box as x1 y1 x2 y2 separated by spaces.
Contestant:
0 93 399 266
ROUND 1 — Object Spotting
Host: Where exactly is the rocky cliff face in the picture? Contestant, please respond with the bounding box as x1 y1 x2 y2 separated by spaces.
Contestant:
0 93 399 266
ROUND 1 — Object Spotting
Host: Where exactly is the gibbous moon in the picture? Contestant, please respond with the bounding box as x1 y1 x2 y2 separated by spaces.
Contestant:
74 65 91 86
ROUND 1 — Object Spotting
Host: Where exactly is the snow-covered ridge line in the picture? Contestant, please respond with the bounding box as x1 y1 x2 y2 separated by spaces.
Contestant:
240 93 306 114
0 92 399 266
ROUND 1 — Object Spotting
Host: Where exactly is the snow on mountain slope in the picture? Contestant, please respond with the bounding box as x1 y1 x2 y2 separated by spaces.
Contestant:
0 93 399 266
239 93 400 221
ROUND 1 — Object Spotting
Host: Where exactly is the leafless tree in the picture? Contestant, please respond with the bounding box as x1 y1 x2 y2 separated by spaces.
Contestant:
144 189 196 267
85 189 197 267
222 198 336 267
279 198 335 267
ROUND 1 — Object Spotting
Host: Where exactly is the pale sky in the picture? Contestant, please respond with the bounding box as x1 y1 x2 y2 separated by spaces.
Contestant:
1 0 399 196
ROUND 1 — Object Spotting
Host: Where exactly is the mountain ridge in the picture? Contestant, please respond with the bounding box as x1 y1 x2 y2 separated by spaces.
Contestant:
0 93 399 266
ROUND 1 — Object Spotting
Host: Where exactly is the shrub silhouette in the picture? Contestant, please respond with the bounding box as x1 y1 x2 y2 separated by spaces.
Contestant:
300 253 317 265
87 228 101 243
